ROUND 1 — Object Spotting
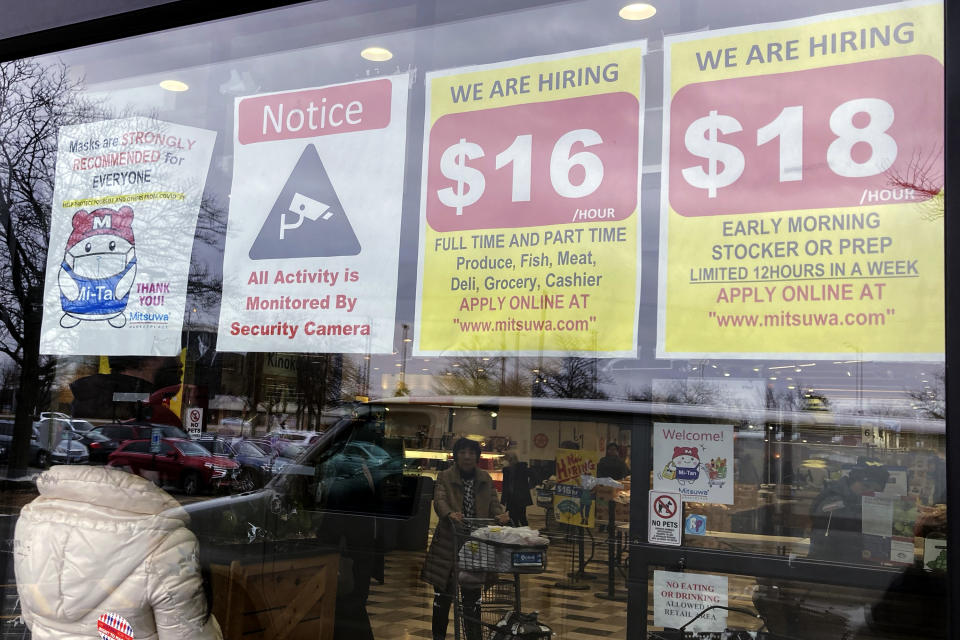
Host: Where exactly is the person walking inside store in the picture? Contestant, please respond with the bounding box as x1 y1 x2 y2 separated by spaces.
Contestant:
422 438 510 640
597 442 629 480
808 463 889 562
500 452 534 526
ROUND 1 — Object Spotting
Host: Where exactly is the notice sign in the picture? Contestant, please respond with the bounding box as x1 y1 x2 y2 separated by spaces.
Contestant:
654 423 733 504
415 42 646 356
657 1 944 360
654 571 728 633
649 490 682 546
39 117 216 355
218 76 409 353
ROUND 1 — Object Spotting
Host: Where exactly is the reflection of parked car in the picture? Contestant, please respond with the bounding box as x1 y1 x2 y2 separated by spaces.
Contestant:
196 436 276 491
220 417 253 428
108 438 239 495
243 439 301 478
51 433 89 464
39 411 70 421
331 440 403 479
265 429 323 446
69 429 118 463
90 423 189 448
0 421 51 468
183 412 420 550
68 419 96 432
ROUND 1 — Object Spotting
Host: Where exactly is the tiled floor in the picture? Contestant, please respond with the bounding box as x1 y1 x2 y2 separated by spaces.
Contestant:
369 516 629 640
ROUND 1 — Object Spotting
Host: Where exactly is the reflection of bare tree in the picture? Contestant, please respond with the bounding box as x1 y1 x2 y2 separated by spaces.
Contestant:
186 196 227 313
651 379 719 405
907 368 945 420
774 385 830 412
887 146 943 221
431 356 532 396
294 354 342 428
0 59 97 474
534 356 608 399
0 58 224 470
338 355 367 401
433 356 499 396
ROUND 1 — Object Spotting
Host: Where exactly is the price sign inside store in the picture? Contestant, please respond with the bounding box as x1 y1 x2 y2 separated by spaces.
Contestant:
657 1 945 360
669 55 942 217
415 42 647 357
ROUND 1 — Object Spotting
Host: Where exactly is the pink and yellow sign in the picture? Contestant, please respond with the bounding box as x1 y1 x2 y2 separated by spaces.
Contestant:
657 1 943 360
415 42 646 356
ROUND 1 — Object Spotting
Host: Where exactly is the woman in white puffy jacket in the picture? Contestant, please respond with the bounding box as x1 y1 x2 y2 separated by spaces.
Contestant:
14 465 222 640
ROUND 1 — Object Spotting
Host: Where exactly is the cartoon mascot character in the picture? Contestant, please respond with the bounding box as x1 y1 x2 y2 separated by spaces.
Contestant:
662 446 702 485
58 206 137 329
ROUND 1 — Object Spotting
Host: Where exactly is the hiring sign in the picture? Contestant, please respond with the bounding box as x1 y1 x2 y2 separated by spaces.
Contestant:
657 1 944 360
415 42 647 356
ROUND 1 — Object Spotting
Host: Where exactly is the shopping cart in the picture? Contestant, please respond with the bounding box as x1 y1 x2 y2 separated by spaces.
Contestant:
453 517 553 640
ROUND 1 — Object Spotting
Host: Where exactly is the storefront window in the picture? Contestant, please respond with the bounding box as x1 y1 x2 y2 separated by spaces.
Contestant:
0 1 946 639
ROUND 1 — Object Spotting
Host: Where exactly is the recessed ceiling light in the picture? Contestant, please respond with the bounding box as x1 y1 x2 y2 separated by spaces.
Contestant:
619 3 656 20
361 47 393 62
159 79 189 92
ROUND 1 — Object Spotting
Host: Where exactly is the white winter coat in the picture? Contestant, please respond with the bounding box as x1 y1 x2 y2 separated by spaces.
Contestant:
14 466 222 640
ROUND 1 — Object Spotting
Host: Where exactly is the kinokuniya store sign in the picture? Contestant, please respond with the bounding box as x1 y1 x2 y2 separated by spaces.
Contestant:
263 352 298 379
218 75 410 354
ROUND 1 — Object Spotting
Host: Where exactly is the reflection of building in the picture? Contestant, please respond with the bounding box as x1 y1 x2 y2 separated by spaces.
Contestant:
210 351 344 433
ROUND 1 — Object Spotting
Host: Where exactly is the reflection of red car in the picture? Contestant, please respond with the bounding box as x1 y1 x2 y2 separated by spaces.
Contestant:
108 438 239 495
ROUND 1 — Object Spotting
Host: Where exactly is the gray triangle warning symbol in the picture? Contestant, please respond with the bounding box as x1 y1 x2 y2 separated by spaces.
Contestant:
249 144 361 260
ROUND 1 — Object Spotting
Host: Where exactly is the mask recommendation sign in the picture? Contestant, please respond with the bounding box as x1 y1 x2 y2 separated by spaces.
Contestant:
40 117 216 356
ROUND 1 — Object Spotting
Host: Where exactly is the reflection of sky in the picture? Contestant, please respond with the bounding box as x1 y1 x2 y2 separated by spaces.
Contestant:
32 0 942 411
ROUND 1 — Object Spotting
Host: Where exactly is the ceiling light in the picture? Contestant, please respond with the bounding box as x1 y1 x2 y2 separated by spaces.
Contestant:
159 79 188 92
361 47 393 62
619 3 657 20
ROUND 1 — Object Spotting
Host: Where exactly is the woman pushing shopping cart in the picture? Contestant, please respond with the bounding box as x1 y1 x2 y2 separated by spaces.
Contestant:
421 438 510 640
